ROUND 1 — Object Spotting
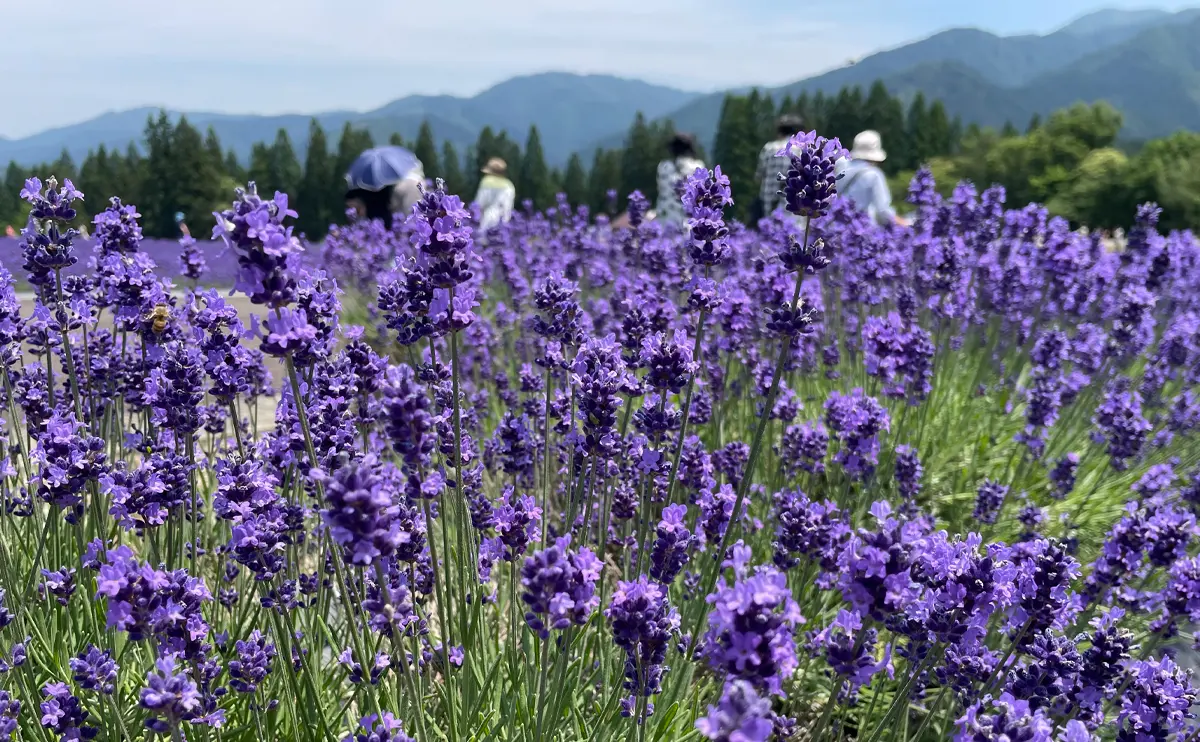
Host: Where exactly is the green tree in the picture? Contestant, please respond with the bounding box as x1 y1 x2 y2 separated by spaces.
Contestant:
825 86 866 146
266 129 303 199
562 153 588 209
1 161 25 226
114 143 145 207
172 116 223 237
414 121 440 181
51 148 78 183
1046 147 1132 228
1001 121 1020 138
467 126 499 197
440 141 467 198
78 146 118 219
247 143 272 192
862 81 906 174
204 128 225 176
713 93 763 221
297 119 333 238
141 111 178 237
620 113 659 203
588 148 622 214
923 101 954 161
903 93 931 169
517 125 553 211
224 151 245 183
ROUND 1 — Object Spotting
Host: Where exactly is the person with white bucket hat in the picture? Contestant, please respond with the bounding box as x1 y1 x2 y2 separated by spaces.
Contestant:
839 130 908 228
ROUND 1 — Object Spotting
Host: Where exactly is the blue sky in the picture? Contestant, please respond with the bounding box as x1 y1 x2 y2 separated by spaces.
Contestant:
0 0 1191 138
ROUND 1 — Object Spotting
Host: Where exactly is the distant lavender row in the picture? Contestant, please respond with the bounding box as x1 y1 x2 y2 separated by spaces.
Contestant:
0 236 326 288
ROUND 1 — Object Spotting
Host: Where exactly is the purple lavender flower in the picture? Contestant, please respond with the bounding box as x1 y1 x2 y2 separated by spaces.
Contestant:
973 480 1009 525
572 335 626 456
178 235 207 281
94 545 212 650
31 412 107 523
343 712 416 742
955 692 1054 741
40 681 97 741
104 452 193 530
778 421 828 476
681 166 733 266
894 445 923 503
1116 655 1197 741
39 567 76 606
494 486 542 561
140 656 205 734
92 197 142 256
0 691 18 742
410 179 474 289
807 609 890 701
69 646 119 695
695 679 774 742
772 489 844 571
776 131 848 218
323 455 423 566
20 177 84 286
824 389 890 481
213 183 303 307
649 504 695 585
1049 454 1079 500
607 576 680 720
1093 379 1151 472
640 329 695 394
383 364 436 470
229 630 277 694
0 590 13 630
521 536 601 639
703 563 803 696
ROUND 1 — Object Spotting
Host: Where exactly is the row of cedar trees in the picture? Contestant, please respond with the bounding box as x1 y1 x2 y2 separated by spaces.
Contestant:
0 80 962 238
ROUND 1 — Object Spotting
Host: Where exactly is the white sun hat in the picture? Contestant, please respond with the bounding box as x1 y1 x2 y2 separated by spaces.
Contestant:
850 130 887 162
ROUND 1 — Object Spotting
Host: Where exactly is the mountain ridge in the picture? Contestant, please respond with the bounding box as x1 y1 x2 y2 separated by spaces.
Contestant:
4 8 1199 170
0 73 701 169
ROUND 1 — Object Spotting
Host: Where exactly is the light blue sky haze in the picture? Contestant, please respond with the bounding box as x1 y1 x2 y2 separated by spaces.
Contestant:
0 0 1190 138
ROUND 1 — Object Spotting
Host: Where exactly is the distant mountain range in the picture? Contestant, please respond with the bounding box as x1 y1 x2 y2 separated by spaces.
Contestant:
3 7 1199 169
597 6 1200 153
0 74 701 169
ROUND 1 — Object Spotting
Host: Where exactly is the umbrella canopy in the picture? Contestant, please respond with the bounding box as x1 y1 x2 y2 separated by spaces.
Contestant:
345 146 421 192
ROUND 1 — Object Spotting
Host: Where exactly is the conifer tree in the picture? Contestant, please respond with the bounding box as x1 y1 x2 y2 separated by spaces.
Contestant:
518 125 553 211
297 119 333 237
414 121 440 181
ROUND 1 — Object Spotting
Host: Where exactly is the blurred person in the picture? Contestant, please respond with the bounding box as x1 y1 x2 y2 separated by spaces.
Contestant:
753 113 806 222
344 146 425 230
5 224 16 237
840 130 909 228
655 133 705 227
174 211 190 239
475 157 516 232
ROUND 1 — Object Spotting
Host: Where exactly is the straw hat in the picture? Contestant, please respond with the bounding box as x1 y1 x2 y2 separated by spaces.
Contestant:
481 157 508 176
850 130 887 162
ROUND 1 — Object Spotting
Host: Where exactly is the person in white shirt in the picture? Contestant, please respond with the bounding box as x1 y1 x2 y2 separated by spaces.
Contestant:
475 158 516 232
655 133 705 228
839 131 909 228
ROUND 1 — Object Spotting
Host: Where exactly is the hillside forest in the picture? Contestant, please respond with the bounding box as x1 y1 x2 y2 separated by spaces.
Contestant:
1 80 1197 237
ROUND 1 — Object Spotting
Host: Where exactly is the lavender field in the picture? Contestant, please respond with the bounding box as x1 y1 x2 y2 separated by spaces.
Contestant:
0 132 1199 742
